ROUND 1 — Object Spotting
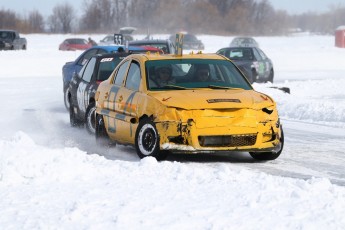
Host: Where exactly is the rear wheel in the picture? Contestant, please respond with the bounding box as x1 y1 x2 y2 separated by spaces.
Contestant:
95 114 114 147
135 118 168 160
69 102 83 127
85 102 96 135
268 69 274 83
249 128 284 161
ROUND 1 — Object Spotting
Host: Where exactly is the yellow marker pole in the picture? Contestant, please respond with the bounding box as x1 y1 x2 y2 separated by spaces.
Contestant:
175 33 184 56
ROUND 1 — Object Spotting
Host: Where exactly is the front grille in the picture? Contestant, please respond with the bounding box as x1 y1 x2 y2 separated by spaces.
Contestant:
198 134 257 147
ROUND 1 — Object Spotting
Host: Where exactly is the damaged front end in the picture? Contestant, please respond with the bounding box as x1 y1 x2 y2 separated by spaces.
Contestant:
154 105 282 154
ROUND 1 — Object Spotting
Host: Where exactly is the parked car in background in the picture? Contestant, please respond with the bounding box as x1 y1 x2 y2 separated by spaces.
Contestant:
169 33 204 50
62 45 162 110
216 46 274 83
99 27 136 45
99 35 119 46
0 29 27 50
69 52 130 134
229 37 259 47
94 52 284 161
59 38 92 51
119 26 136 42
129 39 175 54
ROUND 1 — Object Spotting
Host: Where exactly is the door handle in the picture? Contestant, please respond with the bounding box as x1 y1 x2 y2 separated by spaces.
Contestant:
118 95 123 102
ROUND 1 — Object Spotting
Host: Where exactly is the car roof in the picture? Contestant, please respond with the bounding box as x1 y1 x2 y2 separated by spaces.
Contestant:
227 47 255 50
65 38 87 41
91 45 159 52
129 39 169 44
0 29 16 32
126 53 226 61
91 52 130 61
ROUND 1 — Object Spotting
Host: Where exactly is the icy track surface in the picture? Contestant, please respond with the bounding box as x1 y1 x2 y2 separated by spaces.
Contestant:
0 33 345 229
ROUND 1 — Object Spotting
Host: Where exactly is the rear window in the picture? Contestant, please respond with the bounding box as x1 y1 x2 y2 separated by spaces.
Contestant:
227 48 254 61
97 56 125 81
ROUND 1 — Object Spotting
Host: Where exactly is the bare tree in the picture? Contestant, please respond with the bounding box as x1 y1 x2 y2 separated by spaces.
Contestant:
48 3 75 33
80 0 129 32
27 10 45 33
0 9 17 29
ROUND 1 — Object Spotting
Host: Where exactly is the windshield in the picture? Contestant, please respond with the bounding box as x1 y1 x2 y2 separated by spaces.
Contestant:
146 59 252 91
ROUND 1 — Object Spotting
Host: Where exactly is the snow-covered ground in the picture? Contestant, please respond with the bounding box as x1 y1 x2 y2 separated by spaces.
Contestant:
0 33 345 229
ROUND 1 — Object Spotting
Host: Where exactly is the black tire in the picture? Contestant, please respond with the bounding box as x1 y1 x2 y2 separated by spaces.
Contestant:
85 102 96 135
249 127 284 161
64 87 71 110
69 102 83 127
135 118 168 160
95 114 114 147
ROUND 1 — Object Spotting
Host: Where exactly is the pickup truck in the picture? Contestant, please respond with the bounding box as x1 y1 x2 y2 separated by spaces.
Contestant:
0 30 27 50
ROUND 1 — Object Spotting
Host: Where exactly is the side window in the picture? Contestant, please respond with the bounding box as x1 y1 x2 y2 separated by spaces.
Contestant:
114 60 129 85
77 49 98 65
125 61 141 91
253 49 262 61
81 57 96 83
252 48 262 61
257 48 267 60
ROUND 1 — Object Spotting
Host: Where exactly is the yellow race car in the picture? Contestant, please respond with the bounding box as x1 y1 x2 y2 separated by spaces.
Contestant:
95 52 284 161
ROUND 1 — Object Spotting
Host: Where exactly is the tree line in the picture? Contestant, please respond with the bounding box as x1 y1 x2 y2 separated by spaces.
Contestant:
1 0 345 35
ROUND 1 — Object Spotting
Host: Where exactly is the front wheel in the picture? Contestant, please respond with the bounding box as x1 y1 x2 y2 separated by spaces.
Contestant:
135 118 168 160
85 102 96 135
249 127 284 161
64 87 71 110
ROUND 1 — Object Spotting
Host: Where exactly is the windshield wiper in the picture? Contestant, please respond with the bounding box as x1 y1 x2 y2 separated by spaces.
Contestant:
207 85 242 90
160 85 187 90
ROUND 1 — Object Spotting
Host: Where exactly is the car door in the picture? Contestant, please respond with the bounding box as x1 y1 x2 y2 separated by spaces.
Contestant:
101 60 130 141
114 60 141 143
252 48 267 80
101 59 142 144
256 48 271 79
75 57 97 118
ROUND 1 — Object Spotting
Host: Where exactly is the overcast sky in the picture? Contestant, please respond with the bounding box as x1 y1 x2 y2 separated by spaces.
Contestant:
0 0 344 17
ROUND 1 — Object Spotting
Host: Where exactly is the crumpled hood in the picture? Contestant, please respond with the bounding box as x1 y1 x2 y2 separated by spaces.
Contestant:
148 89 274 110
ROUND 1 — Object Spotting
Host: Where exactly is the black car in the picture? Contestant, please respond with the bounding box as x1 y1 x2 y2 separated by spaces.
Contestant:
68 52 130 134
169 33 204 50
216 47 274 83
129 39 175 54
62 45 161 111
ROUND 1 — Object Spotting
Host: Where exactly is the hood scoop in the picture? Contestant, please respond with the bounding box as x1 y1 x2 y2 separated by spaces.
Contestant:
207 99 241 103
